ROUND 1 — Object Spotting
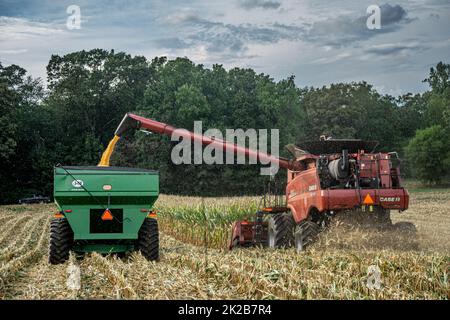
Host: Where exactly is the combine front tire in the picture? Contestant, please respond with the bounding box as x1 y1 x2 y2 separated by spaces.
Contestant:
375 208 392 227
267 213 295 248
138 218 159 261
294 221 321 253
49 218 74 265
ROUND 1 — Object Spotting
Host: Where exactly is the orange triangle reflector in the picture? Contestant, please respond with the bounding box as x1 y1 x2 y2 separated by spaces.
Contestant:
363 193 374 205
101 209 113 221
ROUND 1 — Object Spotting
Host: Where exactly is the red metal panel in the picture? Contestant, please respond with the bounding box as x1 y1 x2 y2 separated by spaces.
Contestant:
378 155 391 188
359 154 377 178
325 189 361 209
286 168 324 223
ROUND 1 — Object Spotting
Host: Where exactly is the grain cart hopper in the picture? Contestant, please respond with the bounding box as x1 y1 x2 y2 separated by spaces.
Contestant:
50 166 159 264
112 113 411 252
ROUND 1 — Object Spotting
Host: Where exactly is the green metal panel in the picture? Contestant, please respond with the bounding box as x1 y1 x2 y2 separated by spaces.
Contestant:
72 242 135 253
54 166 158 204
59 205 148 240
53 166 159 242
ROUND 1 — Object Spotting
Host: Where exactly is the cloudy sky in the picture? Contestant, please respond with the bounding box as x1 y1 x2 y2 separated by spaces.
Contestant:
1 0 449 95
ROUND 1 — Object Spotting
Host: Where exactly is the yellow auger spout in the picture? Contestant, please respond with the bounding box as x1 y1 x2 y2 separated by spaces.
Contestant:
98 135 120 166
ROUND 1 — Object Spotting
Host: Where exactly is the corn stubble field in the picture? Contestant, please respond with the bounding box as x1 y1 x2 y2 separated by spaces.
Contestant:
0 191 448 300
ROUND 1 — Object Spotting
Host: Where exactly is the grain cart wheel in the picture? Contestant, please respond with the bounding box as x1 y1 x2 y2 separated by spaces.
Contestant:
267 213 295 248
49 218 74 265
294 221 321 253
138 218 159 261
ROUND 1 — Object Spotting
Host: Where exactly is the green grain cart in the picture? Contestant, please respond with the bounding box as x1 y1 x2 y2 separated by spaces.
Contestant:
50 166 159 264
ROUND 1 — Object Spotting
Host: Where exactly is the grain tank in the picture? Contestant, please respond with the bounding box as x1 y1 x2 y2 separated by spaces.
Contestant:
50 166 159 264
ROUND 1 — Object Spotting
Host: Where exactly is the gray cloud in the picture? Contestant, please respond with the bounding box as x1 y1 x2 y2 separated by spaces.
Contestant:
159 4 414 58
307 4 412 47
238 0 281 10
364 43 427 56
379 3 407 24
162 12 304 56
164 3 413 54
154 37 191 50
1 0 448 95
426 0 450 5
429 13 440 19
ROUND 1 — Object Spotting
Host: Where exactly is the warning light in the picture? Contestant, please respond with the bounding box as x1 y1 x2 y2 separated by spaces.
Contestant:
101 209 113 221
363 193 374 205
147 210 157 218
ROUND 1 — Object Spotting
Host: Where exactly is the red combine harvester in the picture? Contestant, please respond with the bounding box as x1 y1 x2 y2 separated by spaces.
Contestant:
115 113 410 252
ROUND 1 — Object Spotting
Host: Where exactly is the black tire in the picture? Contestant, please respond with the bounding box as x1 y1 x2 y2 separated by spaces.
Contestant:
49 218 74 265
267 213 295 248
375 207 392 227
138 218 159 261
294 221 321 253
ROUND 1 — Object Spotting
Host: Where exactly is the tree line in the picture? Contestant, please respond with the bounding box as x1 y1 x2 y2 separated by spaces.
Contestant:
0 49 448 203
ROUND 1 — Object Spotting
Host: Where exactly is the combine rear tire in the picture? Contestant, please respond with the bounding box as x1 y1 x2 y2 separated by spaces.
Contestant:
49 218 74 265
138 218 159 261
267 213 295 248
294 221 321 253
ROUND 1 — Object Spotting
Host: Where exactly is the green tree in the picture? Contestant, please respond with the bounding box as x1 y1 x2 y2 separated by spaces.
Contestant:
175 84 210 127
46 49 153 165
422 62 450 129
0 63 22 161
301 82 401 151
0 62 46 202
127 58 306 195
423 62 450 94
406 125 450 184
2 55 448 202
